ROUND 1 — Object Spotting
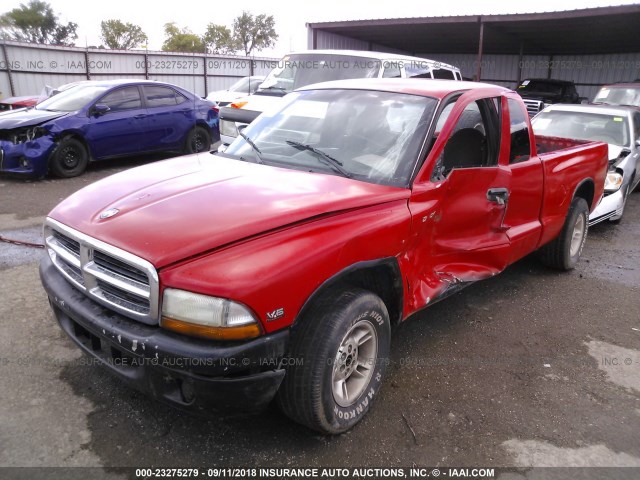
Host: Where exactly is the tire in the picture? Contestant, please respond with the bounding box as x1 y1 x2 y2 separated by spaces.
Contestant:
277 288 391 434
184 126 211 154
49 137 89 178
538 197 589 270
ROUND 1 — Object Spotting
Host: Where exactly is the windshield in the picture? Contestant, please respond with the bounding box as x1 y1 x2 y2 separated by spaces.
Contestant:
593 86 640 107
532 110 630 147
229 76 264 94
36 84 110 112
256 54 381 96
223 88 437 187
518 80 564 95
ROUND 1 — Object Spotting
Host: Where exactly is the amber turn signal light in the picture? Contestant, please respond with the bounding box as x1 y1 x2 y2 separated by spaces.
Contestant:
161 316 262 341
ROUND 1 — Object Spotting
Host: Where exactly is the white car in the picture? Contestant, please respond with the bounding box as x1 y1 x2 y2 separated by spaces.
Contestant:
206 76 265 107
532 104 640 224
218 50 462 146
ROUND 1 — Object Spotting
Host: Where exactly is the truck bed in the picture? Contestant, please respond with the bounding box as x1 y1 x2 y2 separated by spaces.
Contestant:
535 135 608 246
535 135 590 154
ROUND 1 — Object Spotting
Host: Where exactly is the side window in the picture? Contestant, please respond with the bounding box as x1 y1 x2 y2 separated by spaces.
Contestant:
99 87 142 111
432 68 456 80
145 86 180 108
382 61 402 78
406 64 432 79
431 97 502 180
633 112 640 142
508 98 531 163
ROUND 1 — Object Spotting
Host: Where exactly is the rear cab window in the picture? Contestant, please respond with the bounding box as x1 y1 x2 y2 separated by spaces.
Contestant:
507 98 531 163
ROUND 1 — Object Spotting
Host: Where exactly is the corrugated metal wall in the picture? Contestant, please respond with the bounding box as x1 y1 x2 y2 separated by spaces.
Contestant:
309 29 640 101
422 52 640 100
0 40 276 99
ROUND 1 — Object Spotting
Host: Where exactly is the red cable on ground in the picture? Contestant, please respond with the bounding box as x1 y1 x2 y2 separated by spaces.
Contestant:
0 235 45 249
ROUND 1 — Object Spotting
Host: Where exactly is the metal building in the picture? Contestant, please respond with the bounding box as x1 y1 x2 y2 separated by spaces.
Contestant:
306 5 640 100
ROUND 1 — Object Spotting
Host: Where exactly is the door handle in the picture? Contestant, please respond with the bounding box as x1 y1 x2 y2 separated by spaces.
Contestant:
487 187 509 206
133 114 146 119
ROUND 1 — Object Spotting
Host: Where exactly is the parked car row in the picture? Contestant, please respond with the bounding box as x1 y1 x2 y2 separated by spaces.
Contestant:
0 79 219 178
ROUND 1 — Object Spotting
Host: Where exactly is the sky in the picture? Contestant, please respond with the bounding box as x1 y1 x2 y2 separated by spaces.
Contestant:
2 0 639 56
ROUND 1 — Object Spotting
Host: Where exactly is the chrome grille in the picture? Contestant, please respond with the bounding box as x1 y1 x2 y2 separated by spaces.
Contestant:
44 218 159 325
523 99 544 117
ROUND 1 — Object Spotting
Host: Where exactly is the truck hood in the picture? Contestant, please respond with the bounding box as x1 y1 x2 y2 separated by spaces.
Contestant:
48 154 409 268
207 90 246 105
0 108 67 129
232 93 283 114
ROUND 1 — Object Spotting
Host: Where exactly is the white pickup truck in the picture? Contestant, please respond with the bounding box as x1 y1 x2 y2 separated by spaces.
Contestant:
218 49 461 147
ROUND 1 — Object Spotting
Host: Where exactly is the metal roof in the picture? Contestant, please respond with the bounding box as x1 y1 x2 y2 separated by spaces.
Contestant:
307 5 640 55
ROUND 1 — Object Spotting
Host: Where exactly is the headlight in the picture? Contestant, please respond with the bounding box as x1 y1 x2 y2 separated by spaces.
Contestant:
604 172 623 192
220 119 238 137
161 288 262 340
11 126 46 145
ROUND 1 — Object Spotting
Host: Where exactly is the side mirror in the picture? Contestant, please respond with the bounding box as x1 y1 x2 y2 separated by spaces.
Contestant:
93 104 110 116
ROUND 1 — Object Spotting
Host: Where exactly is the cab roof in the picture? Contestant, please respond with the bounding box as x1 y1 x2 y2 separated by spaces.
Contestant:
297 78 512 100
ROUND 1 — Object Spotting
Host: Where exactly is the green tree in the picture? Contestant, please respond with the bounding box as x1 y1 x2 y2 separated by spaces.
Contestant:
0 0 77 46
161 22 205 53
232 11 277 56
203 24 237 55
100 19 147 50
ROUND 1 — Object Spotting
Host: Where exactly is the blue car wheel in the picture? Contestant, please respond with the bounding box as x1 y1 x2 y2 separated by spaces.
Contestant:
185 126 212 154
50 137 89 178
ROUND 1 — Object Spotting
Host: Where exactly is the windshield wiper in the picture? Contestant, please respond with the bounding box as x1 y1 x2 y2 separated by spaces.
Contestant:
238 131 264 164
285 140 351 178
259 85 287 92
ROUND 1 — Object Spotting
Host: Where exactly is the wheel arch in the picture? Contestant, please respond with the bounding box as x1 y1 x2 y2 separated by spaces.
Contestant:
572 178 595 210
294 257 404 328
51 131 92 159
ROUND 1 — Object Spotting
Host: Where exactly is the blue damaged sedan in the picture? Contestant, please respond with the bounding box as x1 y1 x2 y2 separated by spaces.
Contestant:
0 79 219 178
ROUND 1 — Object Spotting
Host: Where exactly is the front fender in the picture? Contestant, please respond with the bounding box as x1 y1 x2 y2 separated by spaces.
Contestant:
160 200 411 334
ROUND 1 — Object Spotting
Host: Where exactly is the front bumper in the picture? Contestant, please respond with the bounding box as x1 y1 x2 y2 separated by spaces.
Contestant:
0 137 54 177
40 255 288 415
589 188 625 226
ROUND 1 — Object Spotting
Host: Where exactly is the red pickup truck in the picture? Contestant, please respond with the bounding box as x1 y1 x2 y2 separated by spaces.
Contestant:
40 79 607 434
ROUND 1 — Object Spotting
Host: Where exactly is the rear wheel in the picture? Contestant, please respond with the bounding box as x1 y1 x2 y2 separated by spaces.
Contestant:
49 137 89 178
184 126 211 154
538 197 589 270
277 288 391 434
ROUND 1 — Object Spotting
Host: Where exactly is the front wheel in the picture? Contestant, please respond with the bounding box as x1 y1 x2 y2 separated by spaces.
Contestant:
184 126 211 154
277 288 391 434
538 197 589 270
49 137 89 178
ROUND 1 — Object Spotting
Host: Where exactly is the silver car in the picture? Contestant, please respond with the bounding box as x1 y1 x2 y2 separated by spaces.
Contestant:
532 104 640 225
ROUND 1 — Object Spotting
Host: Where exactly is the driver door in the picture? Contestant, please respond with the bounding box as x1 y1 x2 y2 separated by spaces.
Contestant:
406 91 513 309
87 86 146 159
